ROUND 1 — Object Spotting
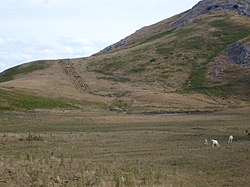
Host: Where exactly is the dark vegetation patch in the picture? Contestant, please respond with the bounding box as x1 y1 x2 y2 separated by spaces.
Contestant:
141 30 173 44
129 66 146 73
92 60 125 75
99 76 131 83
109 99 130 112
156 47 174 56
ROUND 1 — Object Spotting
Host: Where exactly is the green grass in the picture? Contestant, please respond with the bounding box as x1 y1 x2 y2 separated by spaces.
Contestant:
109 99 130 112
0 61 50 83
0 88 74 110
129 66 146 73
89 16 249 99
154 17 249 98
156 47 174 56
93 60 125 75
141 30 173 44
99 76 131 83
181 18 250 97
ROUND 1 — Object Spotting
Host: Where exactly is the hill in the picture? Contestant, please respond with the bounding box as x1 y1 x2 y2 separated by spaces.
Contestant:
0 0 249 112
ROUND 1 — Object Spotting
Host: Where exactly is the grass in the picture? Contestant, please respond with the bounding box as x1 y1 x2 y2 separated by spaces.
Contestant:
0 61 50 83
88 15 250 100
0 108 250 186
93 60 125 75
141 30 174 44
181 17 250 97
99 76 131 83
0 88 74 110
156 47 174 56
109 99 130 112
129 66 146 73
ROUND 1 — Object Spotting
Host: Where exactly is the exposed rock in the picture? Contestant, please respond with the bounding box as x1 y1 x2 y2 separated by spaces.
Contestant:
226 41 250 65
96 39 127 54
164 0 250 31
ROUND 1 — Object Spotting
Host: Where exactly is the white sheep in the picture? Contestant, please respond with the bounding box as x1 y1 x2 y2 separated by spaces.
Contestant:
228 135 233 143
211 139 220 147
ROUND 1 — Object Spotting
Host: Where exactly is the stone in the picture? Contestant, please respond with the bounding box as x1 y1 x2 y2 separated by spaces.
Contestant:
226 41 250 65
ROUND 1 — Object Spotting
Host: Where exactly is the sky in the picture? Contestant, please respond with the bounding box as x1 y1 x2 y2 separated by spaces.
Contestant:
0 0 200 72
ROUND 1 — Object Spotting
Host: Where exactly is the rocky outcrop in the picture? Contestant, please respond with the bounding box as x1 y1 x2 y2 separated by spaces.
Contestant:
226 41 250 65
165 0 250 31
97 39 127 54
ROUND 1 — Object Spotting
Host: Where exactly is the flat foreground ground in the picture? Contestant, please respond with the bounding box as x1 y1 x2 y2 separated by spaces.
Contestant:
0 108 249 187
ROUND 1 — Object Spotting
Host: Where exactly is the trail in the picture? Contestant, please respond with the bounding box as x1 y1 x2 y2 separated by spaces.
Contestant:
60 59 91 93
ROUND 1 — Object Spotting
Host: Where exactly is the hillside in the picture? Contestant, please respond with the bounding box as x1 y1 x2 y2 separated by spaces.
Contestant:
0 0 249 112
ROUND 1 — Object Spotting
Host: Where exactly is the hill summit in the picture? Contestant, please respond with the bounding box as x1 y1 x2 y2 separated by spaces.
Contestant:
0 0 249 112
99 0 250 54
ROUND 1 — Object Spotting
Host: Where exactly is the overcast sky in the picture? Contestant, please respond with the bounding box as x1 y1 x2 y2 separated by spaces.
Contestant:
0 0 200 72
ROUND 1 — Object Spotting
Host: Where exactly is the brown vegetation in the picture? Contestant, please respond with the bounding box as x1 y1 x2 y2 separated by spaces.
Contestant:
0 108 250 186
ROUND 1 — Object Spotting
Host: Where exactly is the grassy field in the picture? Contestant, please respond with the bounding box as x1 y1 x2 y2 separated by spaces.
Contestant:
0 108 249 187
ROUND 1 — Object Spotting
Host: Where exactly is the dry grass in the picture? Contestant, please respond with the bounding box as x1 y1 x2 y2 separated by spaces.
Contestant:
0 108 250 186
0 8 250 186
0 12 249 112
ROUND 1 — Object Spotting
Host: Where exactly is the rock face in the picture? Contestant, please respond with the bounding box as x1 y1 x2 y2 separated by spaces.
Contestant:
165 0 250 31
226 41 250 65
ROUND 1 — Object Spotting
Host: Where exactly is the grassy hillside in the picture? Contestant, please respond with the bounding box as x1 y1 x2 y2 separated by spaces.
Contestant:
0 61 50 83
0 0 249 112
0 88 74 110
88 13 250 99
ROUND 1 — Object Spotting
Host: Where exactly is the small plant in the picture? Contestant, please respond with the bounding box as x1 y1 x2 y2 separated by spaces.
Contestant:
79 160 86 174
69 155 73 168
113 172 122 187
81 176 91 187
27 153 33 161
123 171 135 186
93 169 102 186
109 99 130 112
26 133 44 141
149 58 156 63
59 153 64 166
154 169 163 184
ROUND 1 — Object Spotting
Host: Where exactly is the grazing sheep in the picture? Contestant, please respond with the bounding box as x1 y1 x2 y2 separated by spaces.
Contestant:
228 135 233 143
211 139 220 147
204 138 208 145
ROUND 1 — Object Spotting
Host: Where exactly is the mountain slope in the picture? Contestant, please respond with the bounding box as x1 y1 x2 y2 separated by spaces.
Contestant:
0 0 249 112
89 10 250 96
98 0 250 54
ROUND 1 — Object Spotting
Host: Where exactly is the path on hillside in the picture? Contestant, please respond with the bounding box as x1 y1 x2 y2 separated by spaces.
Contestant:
60 59 91 93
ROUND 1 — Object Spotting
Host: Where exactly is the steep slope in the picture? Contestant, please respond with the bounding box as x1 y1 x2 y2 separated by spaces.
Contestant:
98 0 250 54
89 0 250 99
0 0 249 112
